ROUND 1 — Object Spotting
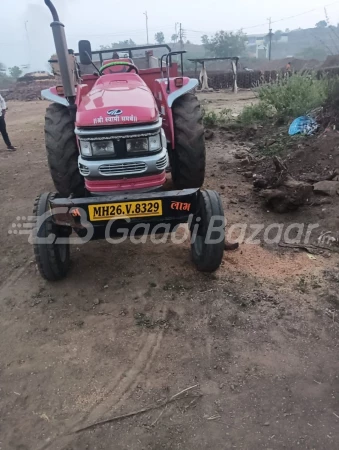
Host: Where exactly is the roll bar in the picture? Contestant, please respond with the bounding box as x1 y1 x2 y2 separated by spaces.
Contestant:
75 44 172 67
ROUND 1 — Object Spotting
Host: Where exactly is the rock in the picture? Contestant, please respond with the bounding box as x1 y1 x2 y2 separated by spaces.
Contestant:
311 197 332 206
313 180 339 196
93 298 100 305
225 242 239 251
259 177 313 213
234 150 248 160
204 129 214 140
253 177 268 189
243 172 253 179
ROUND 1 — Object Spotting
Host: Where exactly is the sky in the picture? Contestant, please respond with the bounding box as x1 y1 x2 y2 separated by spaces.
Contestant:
1 0 339 72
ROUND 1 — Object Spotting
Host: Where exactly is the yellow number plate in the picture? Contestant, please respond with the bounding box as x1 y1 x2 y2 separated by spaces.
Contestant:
88 200 162 221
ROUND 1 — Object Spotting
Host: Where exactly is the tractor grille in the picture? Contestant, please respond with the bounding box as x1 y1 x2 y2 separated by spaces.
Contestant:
155 154 168 170
98 161 147 176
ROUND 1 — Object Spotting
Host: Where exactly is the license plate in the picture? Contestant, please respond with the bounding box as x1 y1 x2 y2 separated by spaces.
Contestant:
88 200 162 221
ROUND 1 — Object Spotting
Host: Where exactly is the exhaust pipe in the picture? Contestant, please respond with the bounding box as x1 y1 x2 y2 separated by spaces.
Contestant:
45 0 75 102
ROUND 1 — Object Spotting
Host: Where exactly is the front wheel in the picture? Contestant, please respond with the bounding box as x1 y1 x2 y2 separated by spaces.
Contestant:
171 93 205 189
191 190 225 272
33 193 71 281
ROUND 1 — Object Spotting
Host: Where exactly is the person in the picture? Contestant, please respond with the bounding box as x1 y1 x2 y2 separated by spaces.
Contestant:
0 95 16 151
286 62 292 77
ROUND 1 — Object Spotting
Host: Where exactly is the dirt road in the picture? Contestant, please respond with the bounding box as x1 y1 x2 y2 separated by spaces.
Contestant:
1 100 339 450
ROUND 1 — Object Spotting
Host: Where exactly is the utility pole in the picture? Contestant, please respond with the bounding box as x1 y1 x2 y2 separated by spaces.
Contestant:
175 22 180 44
179 23 185 50
268 17 273 61
25 20 31 69
144 11 149 45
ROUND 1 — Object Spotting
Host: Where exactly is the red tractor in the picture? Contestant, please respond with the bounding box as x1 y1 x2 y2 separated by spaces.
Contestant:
33 0 225 280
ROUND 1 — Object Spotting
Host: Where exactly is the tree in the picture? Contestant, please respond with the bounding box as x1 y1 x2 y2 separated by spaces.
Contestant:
171 33 178 43
296 46 327 60
155 32 165 44
201 35 209 46
201 30 246 57
316 20 327 28
99 39 136 50
274 30 283 42
9 66 23 79
0 63 13 89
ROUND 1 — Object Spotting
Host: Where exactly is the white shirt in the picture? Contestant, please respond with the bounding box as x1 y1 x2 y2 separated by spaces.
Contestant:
0 95 6 117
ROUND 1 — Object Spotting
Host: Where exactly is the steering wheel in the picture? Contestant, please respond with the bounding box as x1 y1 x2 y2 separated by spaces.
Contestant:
99 61 139 75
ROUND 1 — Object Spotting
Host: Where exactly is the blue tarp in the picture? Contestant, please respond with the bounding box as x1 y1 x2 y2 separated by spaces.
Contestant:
288 116 319 136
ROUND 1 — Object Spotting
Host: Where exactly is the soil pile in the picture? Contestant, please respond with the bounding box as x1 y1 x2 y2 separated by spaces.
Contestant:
2 79 56 101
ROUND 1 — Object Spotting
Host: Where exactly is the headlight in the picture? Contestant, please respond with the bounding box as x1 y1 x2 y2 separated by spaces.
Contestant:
161 129 167 149
80 140 92 156
126 137 148 153
92 140 115 156
126 133 162 153
149 134 161 151
79 140 115 156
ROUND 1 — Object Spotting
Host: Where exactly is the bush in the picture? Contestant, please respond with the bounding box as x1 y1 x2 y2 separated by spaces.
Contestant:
202 108 233 127
326 77 339 108
203 110 218 127
259 74 328 118
240 103 274 124
239 74 329 124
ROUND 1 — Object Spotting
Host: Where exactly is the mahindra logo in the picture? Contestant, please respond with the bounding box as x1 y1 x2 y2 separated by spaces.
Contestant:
107 109 122 116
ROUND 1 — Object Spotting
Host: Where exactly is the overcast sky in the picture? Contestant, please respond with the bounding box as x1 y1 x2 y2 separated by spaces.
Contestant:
1 0 339 71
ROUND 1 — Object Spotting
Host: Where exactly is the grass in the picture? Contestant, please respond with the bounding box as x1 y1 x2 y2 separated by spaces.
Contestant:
202 108 233 128
256 132 306 157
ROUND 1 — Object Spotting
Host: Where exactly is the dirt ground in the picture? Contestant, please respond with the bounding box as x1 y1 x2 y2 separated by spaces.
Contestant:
1 98 339 450
199 90 257 115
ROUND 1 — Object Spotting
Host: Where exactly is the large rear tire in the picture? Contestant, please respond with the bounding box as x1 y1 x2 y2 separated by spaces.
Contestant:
45 103 85 197
191 190 225 272
171 93 205 189
33 192 71 281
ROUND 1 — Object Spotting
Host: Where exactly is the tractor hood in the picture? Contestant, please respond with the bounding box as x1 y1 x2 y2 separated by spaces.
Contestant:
76 74 159 127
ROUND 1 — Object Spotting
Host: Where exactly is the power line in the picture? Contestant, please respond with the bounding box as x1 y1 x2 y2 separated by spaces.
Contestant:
67 26 174 39
186 0 339 35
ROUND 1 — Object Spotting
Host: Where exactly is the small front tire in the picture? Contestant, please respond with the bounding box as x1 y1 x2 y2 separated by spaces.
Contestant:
191 190 225 272
33 193 71 281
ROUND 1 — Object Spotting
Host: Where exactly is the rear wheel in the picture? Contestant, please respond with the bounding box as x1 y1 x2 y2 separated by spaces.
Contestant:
33 192 71 281
171 93 205 189
45 103 84 197
191 190 225 272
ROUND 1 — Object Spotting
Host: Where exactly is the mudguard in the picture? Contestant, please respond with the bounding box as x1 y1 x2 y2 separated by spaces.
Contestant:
153 78 199 147
41 87 69 106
